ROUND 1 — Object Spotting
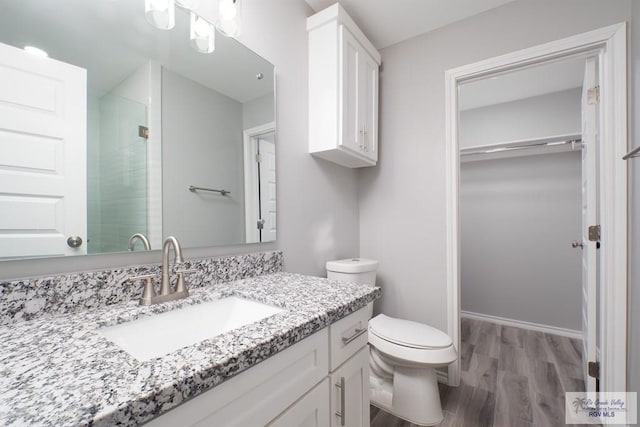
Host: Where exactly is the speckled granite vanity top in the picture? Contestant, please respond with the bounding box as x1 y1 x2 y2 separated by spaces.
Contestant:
0 273 380 426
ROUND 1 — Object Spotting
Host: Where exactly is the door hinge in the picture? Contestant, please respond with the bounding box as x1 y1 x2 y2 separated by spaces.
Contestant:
588 225 600 242
138 125 149 139
255 153 261 163
257 219 265 230
587 86 600 105
588 361 599 379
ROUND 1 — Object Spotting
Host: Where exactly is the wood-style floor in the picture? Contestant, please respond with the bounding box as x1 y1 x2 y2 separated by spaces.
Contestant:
370 317 588 427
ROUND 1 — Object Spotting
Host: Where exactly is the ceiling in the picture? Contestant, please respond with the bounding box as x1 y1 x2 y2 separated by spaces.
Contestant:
304 0 518 49
0 0 274 103
459 56 586 111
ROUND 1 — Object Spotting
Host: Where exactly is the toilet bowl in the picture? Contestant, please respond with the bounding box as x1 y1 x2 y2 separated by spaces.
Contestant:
326 258 457 426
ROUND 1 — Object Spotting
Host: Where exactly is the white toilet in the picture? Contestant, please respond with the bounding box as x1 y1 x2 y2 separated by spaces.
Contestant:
326 258 457 426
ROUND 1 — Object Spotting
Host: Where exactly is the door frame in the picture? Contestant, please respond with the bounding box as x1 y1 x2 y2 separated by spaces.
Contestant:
243 122 276 243
444 23 627 392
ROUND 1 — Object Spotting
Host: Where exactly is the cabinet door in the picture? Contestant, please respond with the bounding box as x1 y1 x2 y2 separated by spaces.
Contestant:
360 53 379 163
339 25 364 155
330 347 370 427
269 378 330 427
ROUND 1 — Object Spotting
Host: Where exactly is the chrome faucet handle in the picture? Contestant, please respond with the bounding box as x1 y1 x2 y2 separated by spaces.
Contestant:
175 268 197 275
174 268 197 294
129 274 158 306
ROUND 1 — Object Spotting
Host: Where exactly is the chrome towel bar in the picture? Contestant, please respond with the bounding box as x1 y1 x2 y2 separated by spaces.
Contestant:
188 185 230 196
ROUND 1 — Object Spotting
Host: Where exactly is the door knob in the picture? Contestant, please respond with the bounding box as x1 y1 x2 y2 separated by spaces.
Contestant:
571 240 584 249
67 236 83 248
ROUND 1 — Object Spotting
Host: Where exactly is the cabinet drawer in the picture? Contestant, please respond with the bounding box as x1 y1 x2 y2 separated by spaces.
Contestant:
329 304 371 371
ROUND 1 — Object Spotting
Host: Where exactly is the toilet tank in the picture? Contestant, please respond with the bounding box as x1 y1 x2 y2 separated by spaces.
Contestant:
326 258 379 286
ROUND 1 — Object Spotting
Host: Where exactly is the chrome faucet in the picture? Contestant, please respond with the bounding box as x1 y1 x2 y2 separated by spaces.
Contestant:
129 236 196 306
161 236 186 297
128 233 151 251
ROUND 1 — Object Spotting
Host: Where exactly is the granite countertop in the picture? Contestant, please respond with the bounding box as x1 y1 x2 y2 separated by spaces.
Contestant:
0 272 380 426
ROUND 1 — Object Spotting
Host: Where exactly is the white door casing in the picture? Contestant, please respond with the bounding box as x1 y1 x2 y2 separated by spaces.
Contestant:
445 24 627 392
243 122 276 243
0 41 87 258
258 136 277 243
581 57 598 393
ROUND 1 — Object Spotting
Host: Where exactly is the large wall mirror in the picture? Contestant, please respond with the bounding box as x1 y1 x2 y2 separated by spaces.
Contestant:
0 0 276 260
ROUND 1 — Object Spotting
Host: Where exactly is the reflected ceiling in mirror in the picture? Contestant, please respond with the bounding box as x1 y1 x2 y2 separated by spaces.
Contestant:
0 0 276 260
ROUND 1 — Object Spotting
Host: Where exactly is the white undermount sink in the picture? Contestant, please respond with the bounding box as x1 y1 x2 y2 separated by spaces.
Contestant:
99 296 285 362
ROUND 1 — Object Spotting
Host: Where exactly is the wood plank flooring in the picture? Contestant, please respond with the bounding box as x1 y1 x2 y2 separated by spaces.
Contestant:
370 317 588 427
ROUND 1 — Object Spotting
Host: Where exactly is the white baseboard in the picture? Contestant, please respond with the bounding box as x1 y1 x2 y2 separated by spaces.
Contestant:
461 310 582 340
436 370 448 384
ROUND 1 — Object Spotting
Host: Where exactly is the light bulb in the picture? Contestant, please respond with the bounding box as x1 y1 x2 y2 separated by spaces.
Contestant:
216 0 241 37
193 16 210 37
145 0 176 30
190 12 215 54
219 0 237 20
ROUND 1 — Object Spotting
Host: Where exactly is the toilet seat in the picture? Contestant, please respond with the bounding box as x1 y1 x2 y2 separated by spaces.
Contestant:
368 314 457 366
369 314 452 349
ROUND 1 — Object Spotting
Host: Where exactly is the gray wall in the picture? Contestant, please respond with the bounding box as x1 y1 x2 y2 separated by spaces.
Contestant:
162 68 245 247
358 0 630 333
0 0 360 280
243 93 275 130
460 88 582 148
460 151 582 330
629 0 640 399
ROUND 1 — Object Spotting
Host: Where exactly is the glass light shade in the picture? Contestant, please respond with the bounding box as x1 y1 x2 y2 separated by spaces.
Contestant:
190 13 215 54
145 0 176 30
175 0 200 10
216 0 241 37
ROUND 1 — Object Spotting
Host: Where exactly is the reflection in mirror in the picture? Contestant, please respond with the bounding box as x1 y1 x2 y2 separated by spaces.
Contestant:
0 0 275 260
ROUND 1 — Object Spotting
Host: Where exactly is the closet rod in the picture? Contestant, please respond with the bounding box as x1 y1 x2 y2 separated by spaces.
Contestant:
460 138 582 157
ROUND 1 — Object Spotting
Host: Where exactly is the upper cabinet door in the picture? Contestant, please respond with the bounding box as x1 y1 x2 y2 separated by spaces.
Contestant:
360 53 379 163
307 3 381 168
339 26 363 156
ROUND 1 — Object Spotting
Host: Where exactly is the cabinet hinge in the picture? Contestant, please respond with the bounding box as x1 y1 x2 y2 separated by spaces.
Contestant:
255 153 261 163
138 125 149 139
588 361 599 379
587 86 600 105
588 225 600 242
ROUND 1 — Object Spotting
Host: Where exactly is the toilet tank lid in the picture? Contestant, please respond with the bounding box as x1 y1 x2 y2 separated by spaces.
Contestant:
326 258 379 273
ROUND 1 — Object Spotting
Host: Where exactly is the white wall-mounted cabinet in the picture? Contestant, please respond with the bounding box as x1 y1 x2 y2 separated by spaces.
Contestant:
308 4 381 168
148 305 372 427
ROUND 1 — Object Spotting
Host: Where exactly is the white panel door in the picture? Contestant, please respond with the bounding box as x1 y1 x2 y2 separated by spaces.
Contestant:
330 347 370 427
259 136 277 242
581 57 598 393
0 41 87 258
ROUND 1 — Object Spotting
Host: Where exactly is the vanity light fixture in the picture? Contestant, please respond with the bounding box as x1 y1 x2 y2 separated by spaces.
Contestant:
23 46 48 58
145 0 241 54
216 0 242 37
145 0 176 30
175 0 200 9
190 12 215 54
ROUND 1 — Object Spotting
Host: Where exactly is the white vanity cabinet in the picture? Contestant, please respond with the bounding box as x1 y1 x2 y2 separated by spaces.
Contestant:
307 4 381 168
146 304 372 427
